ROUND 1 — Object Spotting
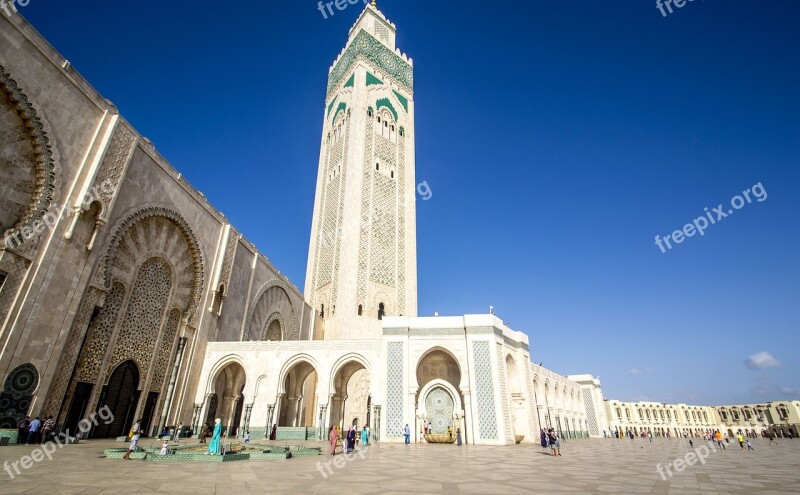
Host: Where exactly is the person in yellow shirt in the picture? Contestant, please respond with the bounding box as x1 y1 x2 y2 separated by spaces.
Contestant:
737 433 745 450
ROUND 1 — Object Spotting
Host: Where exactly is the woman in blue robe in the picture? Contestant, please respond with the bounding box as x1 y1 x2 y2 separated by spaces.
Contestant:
540 428 548 448
208 418 222 455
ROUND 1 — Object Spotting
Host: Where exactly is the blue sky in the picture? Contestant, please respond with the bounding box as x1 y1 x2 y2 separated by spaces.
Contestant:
19 0 799 405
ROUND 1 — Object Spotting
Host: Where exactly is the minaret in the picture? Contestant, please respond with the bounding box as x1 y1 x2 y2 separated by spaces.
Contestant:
305 3 417 340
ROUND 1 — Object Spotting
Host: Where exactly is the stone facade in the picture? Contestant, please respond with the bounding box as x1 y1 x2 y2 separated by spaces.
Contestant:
0 5 610 444
0 13 313 437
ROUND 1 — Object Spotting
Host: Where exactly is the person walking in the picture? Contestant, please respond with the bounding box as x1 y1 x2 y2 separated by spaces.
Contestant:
746 439 754 451
737 433 745 450
269 424 277 441
361 426 368 447
404 424 411 445
329 425 338 455
365 425 370 445
456 428 462 446
175 422 183 443
769 431 776 445
347 426 356 453
207 418 222 455
122 419 142 460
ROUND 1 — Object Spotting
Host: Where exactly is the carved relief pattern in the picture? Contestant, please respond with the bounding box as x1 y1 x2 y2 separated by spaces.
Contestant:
149 309 180 392
41 286 104 416
105 258 172 381
96 206 203 321
0 63 58 239
356 116 374 307
386 342 404 437
330 113 350 308
397 132 406 314
496 344 513 443
582 388 599 436
219 228 239 290
369 139 396 287
263 312 284 341
75 282 125 382
327 29 413 99
315 116 346 290
93 123 136 207
246 282 297 341
473 341 498 440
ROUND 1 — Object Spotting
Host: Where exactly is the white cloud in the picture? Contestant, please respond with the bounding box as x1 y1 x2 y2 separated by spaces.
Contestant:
627 368 641 376
781 387 800 396
745 351 782 370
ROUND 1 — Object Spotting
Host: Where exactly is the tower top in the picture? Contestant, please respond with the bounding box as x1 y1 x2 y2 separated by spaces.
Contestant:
348 2 397 50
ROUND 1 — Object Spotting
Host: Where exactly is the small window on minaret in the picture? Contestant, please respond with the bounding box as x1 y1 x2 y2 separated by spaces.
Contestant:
376 163 380 171
378 116 381 123
368 109 373 117
378 303 385 320
358 305 363 316
320 304 325 319
391 171 394 179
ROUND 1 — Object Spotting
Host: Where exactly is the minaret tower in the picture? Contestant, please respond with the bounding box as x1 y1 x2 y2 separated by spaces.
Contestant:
305 2 417 340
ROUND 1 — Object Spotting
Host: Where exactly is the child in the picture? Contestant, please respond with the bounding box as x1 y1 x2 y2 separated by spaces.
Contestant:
746 439 754 451
244 431 250 444
160 441 169 455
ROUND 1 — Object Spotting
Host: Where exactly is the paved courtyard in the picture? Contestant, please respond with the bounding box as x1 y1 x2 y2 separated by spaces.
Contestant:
0 437 799 494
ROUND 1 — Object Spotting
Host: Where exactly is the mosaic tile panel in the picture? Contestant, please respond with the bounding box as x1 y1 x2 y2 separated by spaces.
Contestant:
472 341 498 440
75 283 125 383
582 388 600 437
386 342 404 437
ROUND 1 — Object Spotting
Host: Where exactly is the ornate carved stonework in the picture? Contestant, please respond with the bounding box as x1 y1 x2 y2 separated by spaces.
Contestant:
246 280 298 341
94 205 204 321
92 123 136 211
0 63 60 242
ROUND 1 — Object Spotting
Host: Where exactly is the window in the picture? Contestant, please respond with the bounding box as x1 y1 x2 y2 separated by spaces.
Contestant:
376 163 380 171
378 302 385 320
320 304 325 319
368 109 373 117
358 305 363 316
390 171 394 179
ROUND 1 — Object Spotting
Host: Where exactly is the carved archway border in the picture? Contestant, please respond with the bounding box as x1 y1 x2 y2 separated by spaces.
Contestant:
246 279 298 340
0 63 62 245
263 311 284 341
94 203 204 321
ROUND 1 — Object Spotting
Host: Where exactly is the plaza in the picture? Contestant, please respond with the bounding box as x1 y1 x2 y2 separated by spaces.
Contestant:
2 437 800 494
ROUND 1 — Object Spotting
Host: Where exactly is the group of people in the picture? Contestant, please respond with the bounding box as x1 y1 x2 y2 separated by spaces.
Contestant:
17 416 55 444
328 425 370 455
539 428 561 456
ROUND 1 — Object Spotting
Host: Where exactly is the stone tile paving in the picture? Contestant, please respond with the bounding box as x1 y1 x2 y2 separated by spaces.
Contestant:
0 437 798 494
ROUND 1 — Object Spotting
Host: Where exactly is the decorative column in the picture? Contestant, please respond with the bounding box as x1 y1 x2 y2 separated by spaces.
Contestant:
318 404 327 440
156 337 187 438
191 404 202 436
266 403 276 431
243 404 253 432
373 405 381 442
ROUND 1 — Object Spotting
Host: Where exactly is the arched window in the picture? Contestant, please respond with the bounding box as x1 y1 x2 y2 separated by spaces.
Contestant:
320 304 325 319
378 302 385 320
376 163 380 171
358 304 363 316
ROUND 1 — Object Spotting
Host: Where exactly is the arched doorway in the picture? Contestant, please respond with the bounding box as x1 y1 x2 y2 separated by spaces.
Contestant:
278 361 317 427
209 362 246 436
416 349 464 443
505 355 529 442
92 360 139 438
330 359 370 431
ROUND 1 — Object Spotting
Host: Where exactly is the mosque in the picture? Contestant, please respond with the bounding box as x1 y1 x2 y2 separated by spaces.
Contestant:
0 3 609 445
